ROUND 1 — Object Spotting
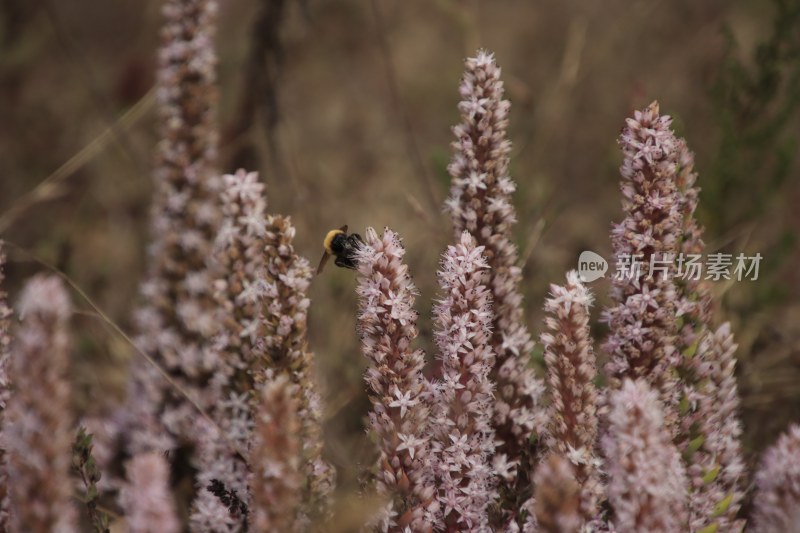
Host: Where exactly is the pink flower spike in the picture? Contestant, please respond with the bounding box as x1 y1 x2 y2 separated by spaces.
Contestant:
429 231 497 529
355 227 433 532
541 271 601 520
604 101 684 434
4 275 77 533
445 48 545 525
751 424 800 532
603 379 689 532
120 453 180 533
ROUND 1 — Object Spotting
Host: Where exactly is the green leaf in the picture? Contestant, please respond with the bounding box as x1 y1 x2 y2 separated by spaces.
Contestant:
687 435 705 455
703 465 721 484
679 395 691 415
712 493 734 518
683 337 700 358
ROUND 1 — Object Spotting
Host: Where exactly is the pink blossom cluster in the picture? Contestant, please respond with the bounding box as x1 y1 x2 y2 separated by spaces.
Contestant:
355 228 434 531
603 101 684 432
212 169 270 369
429 232 497 530
3 276 77 533
683 323 746 531
669 135 746 531
128 0 223 454
603 379 688 532
189 168 267 532
125 0 227 527
444 50 546 523
751 424 800 531
540 271 601 518
531 455 581 533
129 1 332 526
6 35 800 533
261 213 334 514
249 376 304 532
673 140 712 344
191 166 332 529
120 452 180 533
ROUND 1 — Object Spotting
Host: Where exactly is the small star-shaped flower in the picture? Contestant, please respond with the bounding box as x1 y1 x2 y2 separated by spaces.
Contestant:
389 389 419 419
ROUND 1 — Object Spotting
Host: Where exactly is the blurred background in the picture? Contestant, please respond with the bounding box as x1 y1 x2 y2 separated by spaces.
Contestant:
1 0 798 501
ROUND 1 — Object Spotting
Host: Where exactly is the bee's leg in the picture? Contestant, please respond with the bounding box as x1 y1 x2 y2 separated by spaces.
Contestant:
335 256 358 269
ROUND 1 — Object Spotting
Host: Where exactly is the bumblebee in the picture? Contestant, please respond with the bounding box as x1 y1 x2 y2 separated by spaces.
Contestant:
317 225 364 274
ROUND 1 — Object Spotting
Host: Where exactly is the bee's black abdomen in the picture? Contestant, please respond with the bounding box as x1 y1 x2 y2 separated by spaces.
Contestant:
329 233 349 254
321 227 364 273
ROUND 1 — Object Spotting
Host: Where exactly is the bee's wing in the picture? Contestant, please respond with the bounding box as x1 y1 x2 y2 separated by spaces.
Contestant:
316 250 332 275
339 224 348 233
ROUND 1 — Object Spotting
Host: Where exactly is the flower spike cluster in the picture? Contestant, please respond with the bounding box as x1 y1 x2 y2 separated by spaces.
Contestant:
670 138 746 531
126 0 229 526
120 452 180 533
212 169 270 370
189 169 333 528
532 455 582 533
673 139 713 342
261 213 334 514
430 231 497 529
249 376 303 532
603 101 683 432
128 0 222 453
541 271 601 518
355 227 434 531
190 168 265 531
751 424 800 532
603 379 688 532
129 0 331 521
683 324 746 531
4 275 77 533
444 49 546 521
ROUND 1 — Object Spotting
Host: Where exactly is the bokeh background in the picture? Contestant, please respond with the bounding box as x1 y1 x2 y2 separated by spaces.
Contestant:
1 0 799 504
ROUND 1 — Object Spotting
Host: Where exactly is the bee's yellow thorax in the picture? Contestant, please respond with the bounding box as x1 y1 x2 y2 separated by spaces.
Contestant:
323 229 345 254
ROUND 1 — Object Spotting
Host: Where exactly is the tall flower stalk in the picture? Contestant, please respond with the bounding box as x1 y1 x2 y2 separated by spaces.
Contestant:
249 376 303 532
541 271 600 519
190 169 262 531
125 1 229 529
673 140 713 344
260 212 334 514
603 379 688 532
430 232 497 530
355 228 434 531
128 0 222 453
603 101 683 432
444 49 546 523
751 424 800 532
120 452 180 533
190 169 333 528
672 139 745 531
4 275 77 533
532 455 581 533
682 324 746 532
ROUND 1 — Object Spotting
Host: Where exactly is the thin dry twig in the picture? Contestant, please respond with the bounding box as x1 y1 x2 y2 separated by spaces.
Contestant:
0 88 155 233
